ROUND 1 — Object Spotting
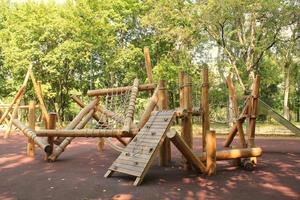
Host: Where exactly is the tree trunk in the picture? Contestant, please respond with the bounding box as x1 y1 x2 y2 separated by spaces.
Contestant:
283 63 290 120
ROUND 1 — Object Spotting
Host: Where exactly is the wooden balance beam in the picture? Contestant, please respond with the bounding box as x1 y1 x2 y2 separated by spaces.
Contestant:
198 147 262 161
36 129 136 137
87 83 156 97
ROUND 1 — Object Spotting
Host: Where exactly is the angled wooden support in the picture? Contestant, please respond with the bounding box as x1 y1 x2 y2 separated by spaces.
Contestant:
226 76 247 148
224 98 250 147
167 129 206 173
137 86 159 130
71 96 128 146
0 66 32 130
4 66 32 138
54 98 99 145
29 68 50 126
48 108 95 161
122 78 139 133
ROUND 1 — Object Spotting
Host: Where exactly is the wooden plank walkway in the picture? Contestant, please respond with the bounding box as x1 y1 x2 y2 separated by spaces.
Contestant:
104 110 175 186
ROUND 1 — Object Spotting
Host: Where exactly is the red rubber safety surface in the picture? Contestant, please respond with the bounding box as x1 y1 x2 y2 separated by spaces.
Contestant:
0 134 300 200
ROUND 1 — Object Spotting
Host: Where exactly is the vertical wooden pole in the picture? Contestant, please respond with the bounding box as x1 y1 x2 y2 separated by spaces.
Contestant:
157 80 170 166
27 100 36 157
144 47 153 83
179 72 184 107
206 130 216 175
47 112 57 157
181 72 193 170
201 67 210 151
248 75 260 148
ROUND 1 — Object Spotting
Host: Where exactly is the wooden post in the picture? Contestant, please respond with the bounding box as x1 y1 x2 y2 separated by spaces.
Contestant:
27 101 36 157
180 72 193 170
226 76 247 148
157 80 171 166
201 67 210 151
144 47 153 83
47 113 57 156
122 78 139 133
206 130 216 175
248 75 260 147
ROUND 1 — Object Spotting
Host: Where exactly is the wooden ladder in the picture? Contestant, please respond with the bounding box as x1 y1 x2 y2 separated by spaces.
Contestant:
104 110 175 186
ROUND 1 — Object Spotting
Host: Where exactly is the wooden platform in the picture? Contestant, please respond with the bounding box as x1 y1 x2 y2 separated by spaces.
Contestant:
104 110 176 186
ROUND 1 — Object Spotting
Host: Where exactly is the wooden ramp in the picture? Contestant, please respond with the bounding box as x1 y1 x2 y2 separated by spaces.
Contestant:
104 110 175 186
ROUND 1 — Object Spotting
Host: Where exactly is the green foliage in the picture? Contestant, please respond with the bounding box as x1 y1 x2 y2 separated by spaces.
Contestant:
0 0 298 122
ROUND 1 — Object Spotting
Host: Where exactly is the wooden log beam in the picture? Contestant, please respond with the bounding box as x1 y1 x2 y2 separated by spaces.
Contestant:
13 119 52 154
122 78 139 133
206 130 216 175
198 147 262 161
167 130 206 173
27 100 36 157
0 105 40 109
36 129 135 137
175 107 202 118
87 83 156 97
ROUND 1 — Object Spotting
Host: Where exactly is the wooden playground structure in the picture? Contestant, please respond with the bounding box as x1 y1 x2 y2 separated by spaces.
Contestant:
0 47 263 186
